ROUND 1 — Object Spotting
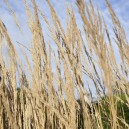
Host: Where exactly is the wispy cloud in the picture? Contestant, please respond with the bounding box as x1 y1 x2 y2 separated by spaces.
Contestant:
0 2 127 50
0 0 128 65
0 0 128 98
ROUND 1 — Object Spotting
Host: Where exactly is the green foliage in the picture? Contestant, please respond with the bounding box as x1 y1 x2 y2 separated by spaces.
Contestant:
99 94 129 128
77 94 129 129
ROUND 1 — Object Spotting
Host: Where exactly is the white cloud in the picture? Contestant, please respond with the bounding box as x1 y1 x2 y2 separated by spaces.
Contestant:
0 0 128 96
0 0 128 43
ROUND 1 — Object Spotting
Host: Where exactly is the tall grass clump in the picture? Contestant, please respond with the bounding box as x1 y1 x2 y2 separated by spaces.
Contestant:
0 0 129 128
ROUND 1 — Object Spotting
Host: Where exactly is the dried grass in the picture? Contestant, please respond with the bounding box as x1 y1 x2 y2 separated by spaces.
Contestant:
0 0 129 129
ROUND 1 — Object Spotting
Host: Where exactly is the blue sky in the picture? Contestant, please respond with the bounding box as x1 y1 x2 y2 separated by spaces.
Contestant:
0 0 128 67
0 0 129 98
0 0 129 46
